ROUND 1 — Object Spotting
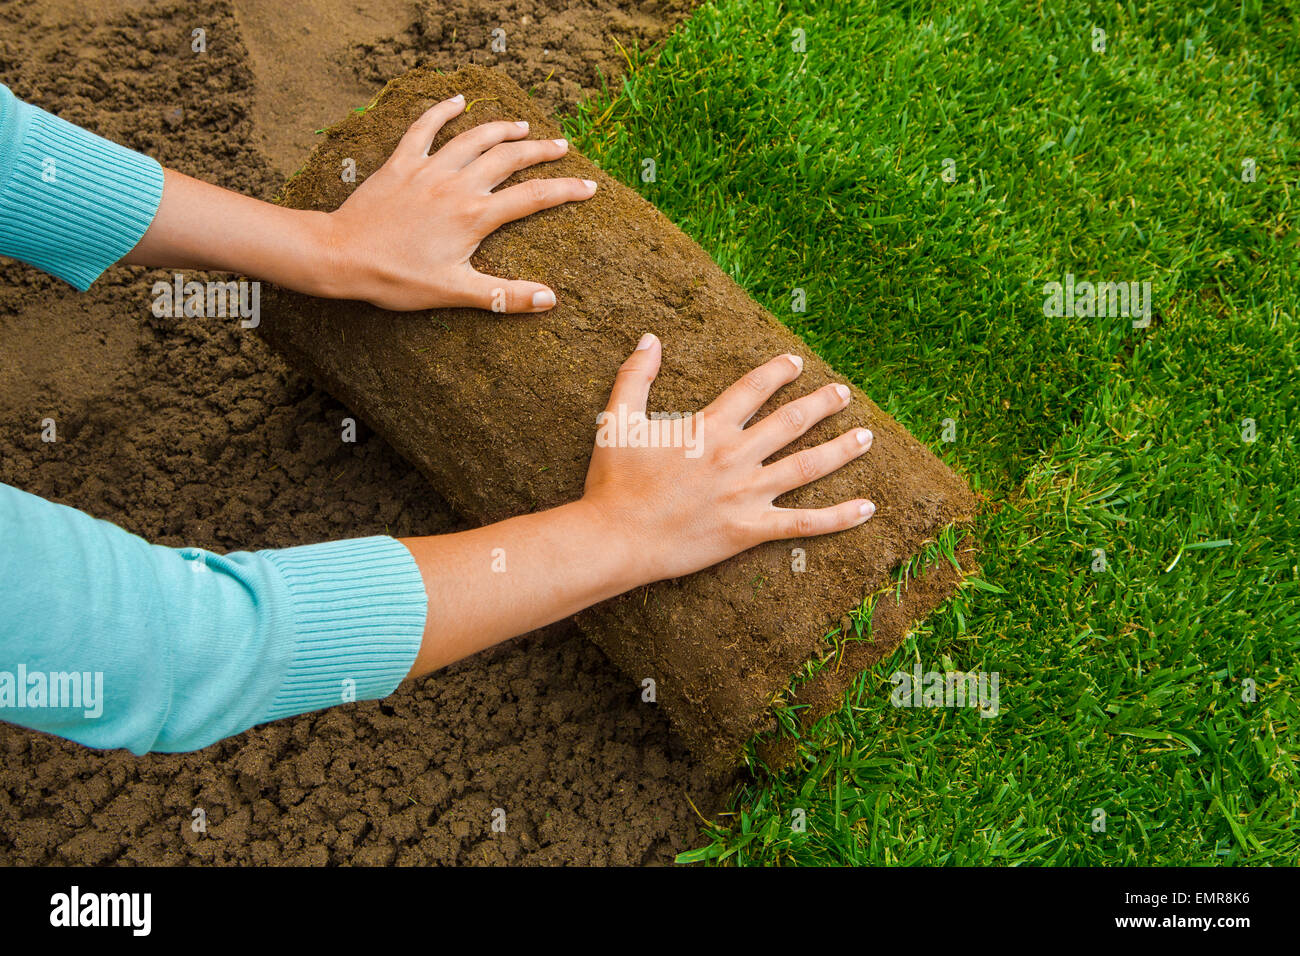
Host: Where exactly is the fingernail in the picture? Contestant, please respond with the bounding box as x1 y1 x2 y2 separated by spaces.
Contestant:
636 332 658 350
859 501 876 520
856 428 872 446
515 121 529 130
583 179 597 191
450 94 465 103
835 384 851 403
553 138 568 148
787 354 803 373
532 289 556 308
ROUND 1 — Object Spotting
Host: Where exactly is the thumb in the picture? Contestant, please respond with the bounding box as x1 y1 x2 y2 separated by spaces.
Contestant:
605 333 662 415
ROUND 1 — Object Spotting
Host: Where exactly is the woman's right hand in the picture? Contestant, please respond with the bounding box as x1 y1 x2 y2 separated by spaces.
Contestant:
581 333 876 586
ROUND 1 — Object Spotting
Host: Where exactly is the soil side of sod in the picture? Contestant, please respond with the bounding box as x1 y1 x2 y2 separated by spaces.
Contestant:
261 65 980 776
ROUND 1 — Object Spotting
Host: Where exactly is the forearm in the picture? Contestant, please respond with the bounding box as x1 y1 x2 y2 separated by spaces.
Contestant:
400 499 641 677
0 89 335 296
1 85 587 308
121 167 341 297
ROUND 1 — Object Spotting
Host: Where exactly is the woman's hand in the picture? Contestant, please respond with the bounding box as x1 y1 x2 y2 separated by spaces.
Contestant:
401 336 874 676
323 93 596 311
124 94 594 312
581 334 876 584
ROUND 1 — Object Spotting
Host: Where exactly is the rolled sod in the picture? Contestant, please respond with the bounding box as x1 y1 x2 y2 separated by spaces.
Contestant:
261 65 980 774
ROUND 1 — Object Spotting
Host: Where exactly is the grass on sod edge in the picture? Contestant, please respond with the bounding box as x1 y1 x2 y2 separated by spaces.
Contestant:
565 0 1299 864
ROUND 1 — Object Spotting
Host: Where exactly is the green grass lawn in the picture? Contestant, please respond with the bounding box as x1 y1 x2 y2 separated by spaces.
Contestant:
565 0 1299 864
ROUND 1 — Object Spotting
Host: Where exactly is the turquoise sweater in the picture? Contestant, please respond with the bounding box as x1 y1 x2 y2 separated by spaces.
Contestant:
0 85 428 753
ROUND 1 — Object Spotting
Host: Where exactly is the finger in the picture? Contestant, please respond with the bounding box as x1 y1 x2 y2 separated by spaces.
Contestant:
605 333 662 415
762 499 877 541
705 353 804 426
464 137 570 189
745 382 852 460
430 119 533 171
459 269 559 313
484 177 598 229
761 427 874 496
393 95 465 162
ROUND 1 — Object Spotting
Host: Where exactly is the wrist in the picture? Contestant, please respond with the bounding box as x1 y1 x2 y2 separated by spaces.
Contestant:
302 209 352 299
567 495 653 595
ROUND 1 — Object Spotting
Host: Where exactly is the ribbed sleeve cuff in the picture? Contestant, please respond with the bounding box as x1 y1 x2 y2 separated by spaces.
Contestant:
257 536 428 722
0 88 163 290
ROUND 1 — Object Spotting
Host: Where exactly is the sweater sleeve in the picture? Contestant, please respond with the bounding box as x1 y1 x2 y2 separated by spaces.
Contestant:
0 483 428 754
0 83 163 291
